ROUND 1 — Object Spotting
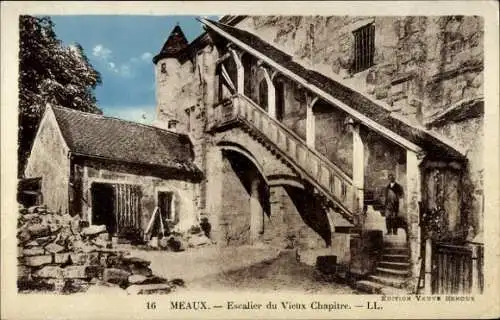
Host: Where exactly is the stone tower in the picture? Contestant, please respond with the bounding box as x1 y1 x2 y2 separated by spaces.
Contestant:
152 25 192 132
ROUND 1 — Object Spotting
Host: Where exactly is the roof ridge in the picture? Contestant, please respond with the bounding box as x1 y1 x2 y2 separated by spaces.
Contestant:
51 105 187 138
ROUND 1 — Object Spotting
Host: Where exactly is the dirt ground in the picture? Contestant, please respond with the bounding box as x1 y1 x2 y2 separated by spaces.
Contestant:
129 245 359 294
184 250 358 294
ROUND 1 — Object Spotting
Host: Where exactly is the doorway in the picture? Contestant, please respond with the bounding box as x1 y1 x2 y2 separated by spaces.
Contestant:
158 191 174 221
91 183 116 234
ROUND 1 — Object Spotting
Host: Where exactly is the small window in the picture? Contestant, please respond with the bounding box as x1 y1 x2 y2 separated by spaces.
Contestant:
352 23 375 73
167 120 177 130
161 63 167 74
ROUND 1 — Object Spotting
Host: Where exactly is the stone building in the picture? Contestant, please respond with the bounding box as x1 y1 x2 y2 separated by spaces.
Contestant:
25 105 202 239
23 15 483 294
151 16 483 292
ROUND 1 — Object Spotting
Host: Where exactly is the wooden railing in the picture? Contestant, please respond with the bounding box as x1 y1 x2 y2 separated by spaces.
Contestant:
210 94 356 220
431 242 484 294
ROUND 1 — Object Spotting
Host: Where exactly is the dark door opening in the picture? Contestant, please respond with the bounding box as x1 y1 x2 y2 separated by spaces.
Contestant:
158 191 174 221
91 183 116 235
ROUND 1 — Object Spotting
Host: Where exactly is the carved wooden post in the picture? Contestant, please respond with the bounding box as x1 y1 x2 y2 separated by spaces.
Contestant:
258 66 276 119
351 122 365 220
306 95 318 148
471 244 480 294
229 49 244 95
406 149 424 289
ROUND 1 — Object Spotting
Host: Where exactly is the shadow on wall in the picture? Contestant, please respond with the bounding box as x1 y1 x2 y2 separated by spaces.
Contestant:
225 150 271 216
284 185 332 247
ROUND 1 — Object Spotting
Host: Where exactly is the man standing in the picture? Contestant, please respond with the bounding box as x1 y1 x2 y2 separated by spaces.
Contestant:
384 174 404 235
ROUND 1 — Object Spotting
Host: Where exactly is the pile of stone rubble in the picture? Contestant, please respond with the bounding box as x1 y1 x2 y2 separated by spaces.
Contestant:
17 204 183 294
144 224 214 252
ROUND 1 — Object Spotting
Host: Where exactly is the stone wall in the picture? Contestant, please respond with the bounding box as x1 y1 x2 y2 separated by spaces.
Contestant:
17 205 179 295
219 154 252 246
234 16 483 126
428 116 484 235
314 101 353 176
233 15 483 236
264 185 327 251
24 107 70 215
361 126 407 208
78 159 197 234
154 16 484 241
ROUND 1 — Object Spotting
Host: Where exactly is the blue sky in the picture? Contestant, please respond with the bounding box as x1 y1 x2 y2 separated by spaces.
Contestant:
50 15 217 124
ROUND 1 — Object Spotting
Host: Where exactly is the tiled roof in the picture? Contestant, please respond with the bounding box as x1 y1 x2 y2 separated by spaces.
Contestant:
153 25 189 64
204 19 466 161
51 106 200 174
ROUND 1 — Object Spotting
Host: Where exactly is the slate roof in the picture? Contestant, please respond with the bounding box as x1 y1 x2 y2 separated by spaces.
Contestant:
51 106 199 173
153 25 189 64
203 19 466 161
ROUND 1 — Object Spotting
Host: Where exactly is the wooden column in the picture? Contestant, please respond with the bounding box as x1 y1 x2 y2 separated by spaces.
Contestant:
306 95 318 148
406 149 424 288
229 49 244 95
351 121 365 221
259 66 276 119
470 244 481 294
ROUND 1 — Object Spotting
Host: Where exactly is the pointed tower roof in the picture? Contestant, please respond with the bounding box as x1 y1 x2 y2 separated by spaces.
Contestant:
153 25 189 64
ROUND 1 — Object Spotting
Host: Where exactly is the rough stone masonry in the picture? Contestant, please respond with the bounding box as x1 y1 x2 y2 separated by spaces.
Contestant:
17 204 185 294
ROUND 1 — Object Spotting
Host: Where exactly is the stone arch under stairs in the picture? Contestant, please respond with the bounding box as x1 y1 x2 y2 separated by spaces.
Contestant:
208 127 354 251
213 127 299 181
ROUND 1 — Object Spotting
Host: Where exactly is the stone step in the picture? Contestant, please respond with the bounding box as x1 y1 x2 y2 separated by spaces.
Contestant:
368 275 407 288
375 267 410 278
383 240 407 247
383 247 409 255
382 254 410 263
378 261 411 270
355 280 384 294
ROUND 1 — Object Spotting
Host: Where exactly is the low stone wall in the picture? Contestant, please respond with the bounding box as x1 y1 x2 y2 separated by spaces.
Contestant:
17 204 184 294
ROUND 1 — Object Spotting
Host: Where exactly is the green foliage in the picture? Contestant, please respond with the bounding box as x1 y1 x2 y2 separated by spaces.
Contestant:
18 15 102 175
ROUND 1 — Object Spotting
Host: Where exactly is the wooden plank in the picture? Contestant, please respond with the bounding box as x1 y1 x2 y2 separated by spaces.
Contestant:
131 187 136 229
127 185 131 227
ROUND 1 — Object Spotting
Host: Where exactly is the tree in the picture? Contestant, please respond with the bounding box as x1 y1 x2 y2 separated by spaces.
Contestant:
18 15 102 176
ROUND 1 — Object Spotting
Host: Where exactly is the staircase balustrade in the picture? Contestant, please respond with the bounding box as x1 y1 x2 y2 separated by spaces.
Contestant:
210 94 357 221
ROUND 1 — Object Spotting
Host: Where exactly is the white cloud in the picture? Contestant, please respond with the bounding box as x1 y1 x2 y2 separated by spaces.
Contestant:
91 44 133 78
141 52 153 61
104 105 156 125
119 65 131 77
92 44 112 60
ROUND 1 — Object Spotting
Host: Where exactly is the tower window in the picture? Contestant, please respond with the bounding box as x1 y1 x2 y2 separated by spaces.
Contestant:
161 63 167 74
352 23 375 73
167 120 178 130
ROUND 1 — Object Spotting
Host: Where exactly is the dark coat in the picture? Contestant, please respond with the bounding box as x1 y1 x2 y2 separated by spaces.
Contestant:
384 182 404 217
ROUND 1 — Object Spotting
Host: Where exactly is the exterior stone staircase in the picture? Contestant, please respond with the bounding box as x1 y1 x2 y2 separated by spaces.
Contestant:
209 94 414 293
209 94 357 224
356 235 411 294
